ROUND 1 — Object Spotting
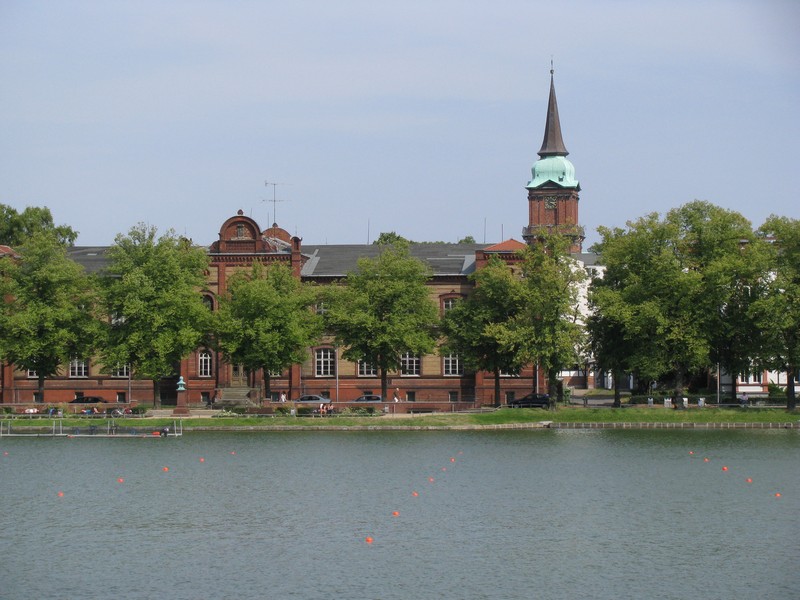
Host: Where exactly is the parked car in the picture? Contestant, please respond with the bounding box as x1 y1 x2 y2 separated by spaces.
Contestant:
354 394 382 402
294 394 329 403
69 396 109 403
508 393 550 408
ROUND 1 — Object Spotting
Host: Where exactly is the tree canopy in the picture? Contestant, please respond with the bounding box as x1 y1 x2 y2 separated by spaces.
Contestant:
441 255 528 406
323 242 439 400
214 262 322 399
100 224 210 405
751 215 800 408
0 204 78 247
589 201 768 400
0 231 99 401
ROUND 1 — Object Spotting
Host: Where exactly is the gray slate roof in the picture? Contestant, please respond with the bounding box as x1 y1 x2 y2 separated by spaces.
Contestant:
300 243 489 278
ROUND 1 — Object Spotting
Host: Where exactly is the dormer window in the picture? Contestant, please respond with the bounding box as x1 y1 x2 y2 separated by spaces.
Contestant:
236 224 245 239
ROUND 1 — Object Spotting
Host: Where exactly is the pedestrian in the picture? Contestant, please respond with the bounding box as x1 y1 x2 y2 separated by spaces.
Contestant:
393 388 401 402
280 392 287 403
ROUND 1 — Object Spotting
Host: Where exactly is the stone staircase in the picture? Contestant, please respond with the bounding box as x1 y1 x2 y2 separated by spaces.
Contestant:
217 387 257 407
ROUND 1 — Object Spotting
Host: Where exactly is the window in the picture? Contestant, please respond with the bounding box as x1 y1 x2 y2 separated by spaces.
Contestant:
315 301 327 315
358 361 377 377
448 391 459 402
236 224 245 238
111 364 130 378
442 297 459 312
116 392 126 403
198 352 213 378
400 353 420 376
202 295 214 311
443 354 463 377
315 348 335 377
69 358 89 378
27 369 37 379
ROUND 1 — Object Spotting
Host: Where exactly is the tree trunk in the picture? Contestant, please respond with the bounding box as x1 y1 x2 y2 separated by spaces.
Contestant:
37 375 45 404
787 367 797 411
380 368 388 403
493 367 501 408
613 371 622 408
263 370 271 405
152 379 161 409
674 369 685 409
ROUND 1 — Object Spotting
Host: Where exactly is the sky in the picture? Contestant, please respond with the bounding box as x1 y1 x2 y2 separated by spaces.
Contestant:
1 1 798 250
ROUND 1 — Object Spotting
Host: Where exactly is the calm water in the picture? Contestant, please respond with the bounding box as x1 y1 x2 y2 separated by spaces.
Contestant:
1 429 798 600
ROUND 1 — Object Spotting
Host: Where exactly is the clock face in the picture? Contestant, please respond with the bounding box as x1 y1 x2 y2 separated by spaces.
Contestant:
544 196 557 209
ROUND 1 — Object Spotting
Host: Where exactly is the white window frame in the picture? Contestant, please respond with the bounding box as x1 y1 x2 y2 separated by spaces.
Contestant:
69 358 89 378
315 348 335 377
443 354 463 377
111 363 130 378
358 361 377 377
198 352 213 378
400 353 420 377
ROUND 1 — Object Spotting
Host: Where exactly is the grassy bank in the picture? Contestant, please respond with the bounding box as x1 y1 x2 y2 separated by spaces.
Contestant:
3 406 797 431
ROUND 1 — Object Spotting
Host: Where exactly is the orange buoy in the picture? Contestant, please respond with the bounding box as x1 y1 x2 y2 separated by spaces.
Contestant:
365 537 374 544
746 478 753 483
199 457 205 463
162 466 169 472
428 477 435 483
57 491 64 497
412 491 419 497
392 511 400 517
704 458 710 462
689 451 694 455
450 457 456 462
722 466 729 472
117 477 125 483
230 451 236 455
775 493 782 498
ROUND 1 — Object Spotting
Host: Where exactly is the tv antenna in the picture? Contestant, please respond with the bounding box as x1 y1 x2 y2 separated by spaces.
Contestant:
263 181 291 224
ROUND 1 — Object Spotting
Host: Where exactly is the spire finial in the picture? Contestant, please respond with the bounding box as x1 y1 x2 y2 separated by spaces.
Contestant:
537 66 569 157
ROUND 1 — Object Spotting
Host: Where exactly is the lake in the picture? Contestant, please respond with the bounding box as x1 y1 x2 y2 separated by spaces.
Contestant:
1 429 798 599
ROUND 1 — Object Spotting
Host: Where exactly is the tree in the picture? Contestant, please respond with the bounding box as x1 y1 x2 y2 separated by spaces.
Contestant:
752 215 800 409
0 231 99 402
100 224 210 407
373 231 410 246
442 256 528 406
215 262 322 400
323 242 439 400
0 204 78 247
589 201 765 401
458 236 476 244
511 236 587 405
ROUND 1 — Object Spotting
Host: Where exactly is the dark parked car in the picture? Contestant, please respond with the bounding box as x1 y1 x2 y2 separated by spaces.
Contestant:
69 396 109 403
508 393 550 408
354 394 382 402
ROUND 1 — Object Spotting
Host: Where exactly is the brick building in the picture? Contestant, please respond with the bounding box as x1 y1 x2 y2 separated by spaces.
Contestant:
2 72 602 410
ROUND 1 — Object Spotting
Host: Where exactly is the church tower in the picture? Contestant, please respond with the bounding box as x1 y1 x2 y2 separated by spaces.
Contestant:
522 69 584 253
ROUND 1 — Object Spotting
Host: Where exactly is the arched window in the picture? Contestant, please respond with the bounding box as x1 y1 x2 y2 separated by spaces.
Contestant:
198 351 213 378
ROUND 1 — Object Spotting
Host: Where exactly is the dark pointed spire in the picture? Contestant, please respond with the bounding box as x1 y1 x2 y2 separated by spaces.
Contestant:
537 68 569 158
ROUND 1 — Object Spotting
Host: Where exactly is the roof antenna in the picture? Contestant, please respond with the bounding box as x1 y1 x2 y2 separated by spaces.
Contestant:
263 181 291 225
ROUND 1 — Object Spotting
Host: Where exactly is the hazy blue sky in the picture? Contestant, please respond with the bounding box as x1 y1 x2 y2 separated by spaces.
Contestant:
1 1 798 249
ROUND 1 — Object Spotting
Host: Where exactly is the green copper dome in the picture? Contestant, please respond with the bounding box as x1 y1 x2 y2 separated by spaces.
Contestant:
526 155 580 189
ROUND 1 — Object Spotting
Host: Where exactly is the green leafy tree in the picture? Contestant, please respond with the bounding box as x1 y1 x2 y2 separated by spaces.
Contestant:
752 215 800 409
442 256 528 406
0 204 78 247
511 236 587 405
590 201 764 401
458 236 477 244
0 232 99 402
373 231 410 246
215 262 322 399
100 224 210 407
323 242 439 400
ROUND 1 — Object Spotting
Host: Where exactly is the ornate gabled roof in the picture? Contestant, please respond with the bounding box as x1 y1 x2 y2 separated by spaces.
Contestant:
537 71 569 158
